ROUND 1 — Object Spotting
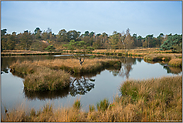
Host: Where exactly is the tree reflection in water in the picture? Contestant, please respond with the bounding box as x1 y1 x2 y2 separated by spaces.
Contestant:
109 57 136 79
24 76 95 100
70 76 95 96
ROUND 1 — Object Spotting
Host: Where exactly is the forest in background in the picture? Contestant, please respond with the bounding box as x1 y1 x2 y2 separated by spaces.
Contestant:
1 27 182 52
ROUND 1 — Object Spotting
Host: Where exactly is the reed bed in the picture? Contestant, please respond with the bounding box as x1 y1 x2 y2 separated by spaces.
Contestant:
2 75 182 122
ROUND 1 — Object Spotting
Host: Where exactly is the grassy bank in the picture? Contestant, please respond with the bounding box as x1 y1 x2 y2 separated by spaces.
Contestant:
63 48 179 57
2 75 182 122
11 59 121 75
168 58 182 67
144 53 182 67
1 50 61 56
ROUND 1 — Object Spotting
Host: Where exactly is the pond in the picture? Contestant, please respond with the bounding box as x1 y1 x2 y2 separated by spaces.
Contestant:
1 55 182 113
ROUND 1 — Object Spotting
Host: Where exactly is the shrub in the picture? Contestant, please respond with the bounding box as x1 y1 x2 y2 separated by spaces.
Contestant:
45 45 56 52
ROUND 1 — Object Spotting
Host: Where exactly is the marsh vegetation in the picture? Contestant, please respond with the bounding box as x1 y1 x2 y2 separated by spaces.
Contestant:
2 75 182 122
1 50 182 122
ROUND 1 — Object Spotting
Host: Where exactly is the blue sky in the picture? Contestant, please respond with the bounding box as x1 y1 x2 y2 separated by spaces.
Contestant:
1 1 182 37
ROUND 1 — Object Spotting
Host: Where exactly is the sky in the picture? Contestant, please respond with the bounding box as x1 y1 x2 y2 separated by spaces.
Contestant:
1 1 182 37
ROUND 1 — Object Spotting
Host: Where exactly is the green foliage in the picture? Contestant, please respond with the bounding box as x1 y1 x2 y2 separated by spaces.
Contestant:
1 27 181 51
121 81 139 102
97 99 109 111
160 34 182 52
73 100 81 110
1 29 7 36
45 45 56 52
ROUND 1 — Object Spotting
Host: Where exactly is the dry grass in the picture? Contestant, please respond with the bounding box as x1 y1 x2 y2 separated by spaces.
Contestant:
24 67 70 91
120 75 182 122
143 53 182 62
10 61 70 91
2 75 182 122
11 58 121 75
168 58 182 67
1 50 61 56
10 58 121 91
91 48 177 57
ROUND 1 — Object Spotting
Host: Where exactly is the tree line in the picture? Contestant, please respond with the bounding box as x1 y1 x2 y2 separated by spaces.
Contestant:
1 27 182 52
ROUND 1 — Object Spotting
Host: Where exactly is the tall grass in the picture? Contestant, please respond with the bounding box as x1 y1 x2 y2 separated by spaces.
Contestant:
120 75 182 121
10 61 70 91
168 58 182 67
97 99 109 112
2 75 182 122
24 67 70 91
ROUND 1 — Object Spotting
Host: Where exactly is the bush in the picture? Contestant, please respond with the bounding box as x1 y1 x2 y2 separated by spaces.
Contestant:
160 34 182 52
45 45 56 52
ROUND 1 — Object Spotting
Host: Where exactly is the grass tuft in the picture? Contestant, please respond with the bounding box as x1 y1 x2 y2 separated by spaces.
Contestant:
73 99 81 110
97 99 109 112
168 58 182 67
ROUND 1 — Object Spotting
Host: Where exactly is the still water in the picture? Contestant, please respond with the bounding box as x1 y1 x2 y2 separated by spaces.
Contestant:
1 55 182 113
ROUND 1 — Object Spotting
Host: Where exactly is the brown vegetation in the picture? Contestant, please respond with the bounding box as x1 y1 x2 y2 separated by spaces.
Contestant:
10 61 70 91
168 58 182 67
144 53 181 61
10 58 121 91
1 50 61 56
2 75 182 122
11 59 121 75
24 67 70 91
